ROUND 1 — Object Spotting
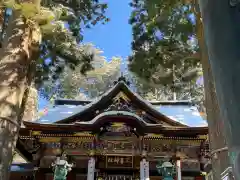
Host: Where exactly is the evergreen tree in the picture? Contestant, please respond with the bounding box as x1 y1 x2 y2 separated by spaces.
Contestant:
128 0 202 103
128 0 229 179
0 1 108 179
40 56 122 100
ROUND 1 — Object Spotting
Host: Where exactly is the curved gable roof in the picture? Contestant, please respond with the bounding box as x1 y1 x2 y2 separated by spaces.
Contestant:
31 81 207 127
23 111 208 135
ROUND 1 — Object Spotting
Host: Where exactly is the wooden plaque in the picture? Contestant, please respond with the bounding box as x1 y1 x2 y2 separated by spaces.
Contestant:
106 155 133 168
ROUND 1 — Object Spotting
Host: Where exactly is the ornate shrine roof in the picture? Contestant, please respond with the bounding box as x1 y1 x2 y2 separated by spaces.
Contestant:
26 80 207 127
36 101 206 127
153 104 207 127
17 78 208 163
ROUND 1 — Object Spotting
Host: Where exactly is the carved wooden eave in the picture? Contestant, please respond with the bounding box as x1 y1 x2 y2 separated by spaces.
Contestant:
23 111 208 137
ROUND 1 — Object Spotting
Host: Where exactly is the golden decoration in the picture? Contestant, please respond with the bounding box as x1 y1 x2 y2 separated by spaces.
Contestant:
31 131 41 136
197 135 208 139
111 122 125 127
89 150 95 156
39 137 61 142
74 132 93 136
113 92 130 102
147 134 164 137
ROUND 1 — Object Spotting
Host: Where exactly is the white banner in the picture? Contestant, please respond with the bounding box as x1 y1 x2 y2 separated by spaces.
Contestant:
176 160 182 180
87 157 95 180
140 159 149 180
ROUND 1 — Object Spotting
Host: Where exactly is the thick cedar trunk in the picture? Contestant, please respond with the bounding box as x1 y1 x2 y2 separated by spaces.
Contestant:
195 10 230 179
202 58 230 179
0 12 30 180
199 0 240 179
21 85 38 121
0 10 40 180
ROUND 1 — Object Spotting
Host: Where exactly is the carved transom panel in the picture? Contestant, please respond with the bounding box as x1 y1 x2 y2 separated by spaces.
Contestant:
99 122 137 141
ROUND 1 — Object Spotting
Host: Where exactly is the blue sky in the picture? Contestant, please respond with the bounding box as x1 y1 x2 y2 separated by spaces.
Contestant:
39 1 132 110
83 0 132 60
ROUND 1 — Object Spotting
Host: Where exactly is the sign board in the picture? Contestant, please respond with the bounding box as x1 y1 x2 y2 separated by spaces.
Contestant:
106 156 133 168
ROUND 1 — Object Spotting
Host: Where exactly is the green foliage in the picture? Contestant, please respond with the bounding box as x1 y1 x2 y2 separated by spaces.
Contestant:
128 0 204 105
36 0 109 86
129 75 172 101
40 55 122 100
0 0 110 92
42 0 109 42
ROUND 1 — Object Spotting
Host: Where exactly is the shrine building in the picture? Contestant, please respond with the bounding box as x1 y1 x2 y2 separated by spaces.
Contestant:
12 77 210 180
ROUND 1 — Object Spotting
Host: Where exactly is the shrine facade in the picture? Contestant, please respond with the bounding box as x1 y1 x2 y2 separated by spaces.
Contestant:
12 78 209 180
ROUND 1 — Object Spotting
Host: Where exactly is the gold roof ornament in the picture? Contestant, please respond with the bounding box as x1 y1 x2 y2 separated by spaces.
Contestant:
113 92 130 103
111 122 125 127
89 150 95 156
197 135 208 139
31 131 41 136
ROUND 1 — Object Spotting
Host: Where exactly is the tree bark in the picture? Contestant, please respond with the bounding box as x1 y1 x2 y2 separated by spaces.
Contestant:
21 85 38 121
198 0 240 179
196 12 230 179
0 10 41 180
195 8 229 179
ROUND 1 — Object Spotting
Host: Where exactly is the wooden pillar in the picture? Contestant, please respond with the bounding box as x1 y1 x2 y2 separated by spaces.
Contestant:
176 160 181 180
140 151 149 180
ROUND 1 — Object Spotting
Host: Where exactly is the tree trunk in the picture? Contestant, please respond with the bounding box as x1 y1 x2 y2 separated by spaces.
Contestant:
0 10 41 180
195 7 230 180
198 0 240 179
22 85 38 122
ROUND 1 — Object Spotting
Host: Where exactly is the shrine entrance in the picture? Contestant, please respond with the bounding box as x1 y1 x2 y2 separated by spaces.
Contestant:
95 155 139 180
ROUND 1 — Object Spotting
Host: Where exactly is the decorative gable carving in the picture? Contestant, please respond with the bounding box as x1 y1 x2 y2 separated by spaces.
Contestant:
99 122 137 141
103 92 142 115
101 92 167 125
